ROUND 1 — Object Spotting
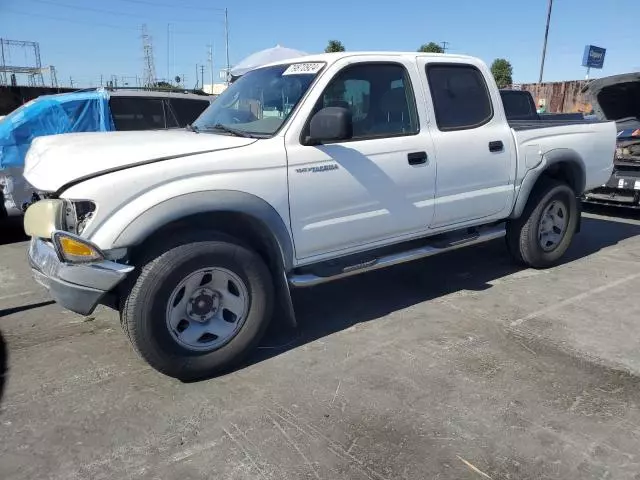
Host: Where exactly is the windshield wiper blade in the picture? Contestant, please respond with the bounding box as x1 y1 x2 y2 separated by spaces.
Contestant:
209 123 258 138
185 123 199 133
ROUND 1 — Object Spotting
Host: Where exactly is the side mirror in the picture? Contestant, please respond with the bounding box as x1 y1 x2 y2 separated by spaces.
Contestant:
306 107 353 145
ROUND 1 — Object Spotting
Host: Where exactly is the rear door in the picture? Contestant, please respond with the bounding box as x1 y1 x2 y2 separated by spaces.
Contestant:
417 60 516 227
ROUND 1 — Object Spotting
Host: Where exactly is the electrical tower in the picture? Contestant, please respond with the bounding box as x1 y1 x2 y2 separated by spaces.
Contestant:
0 38 45 86
141 24 157 88
441 41 450 53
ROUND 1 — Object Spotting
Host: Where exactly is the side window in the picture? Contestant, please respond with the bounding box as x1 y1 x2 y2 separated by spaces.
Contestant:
316 63 419 139
426 64 493 131
168 98 210 127
109 97 166 131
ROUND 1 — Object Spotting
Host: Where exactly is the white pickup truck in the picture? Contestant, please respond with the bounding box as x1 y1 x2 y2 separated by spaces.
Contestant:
23 52 616 379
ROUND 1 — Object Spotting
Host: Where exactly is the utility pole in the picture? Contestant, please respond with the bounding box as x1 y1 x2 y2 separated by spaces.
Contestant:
195 64 199 89
69 76 74 88
208 44 214 93
200 65 205 91
538 0 553 84
441 41 449 53
224 8 230 84
167 23 170 83
1 38 6 85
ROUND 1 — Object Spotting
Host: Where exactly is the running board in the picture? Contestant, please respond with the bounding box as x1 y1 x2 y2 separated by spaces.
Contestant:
288 226 506 288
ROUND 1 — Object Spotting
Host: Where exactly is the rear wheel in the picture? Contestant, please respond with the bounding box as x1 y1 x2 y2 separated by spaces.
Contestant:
506 179 578 268
121 236 273 380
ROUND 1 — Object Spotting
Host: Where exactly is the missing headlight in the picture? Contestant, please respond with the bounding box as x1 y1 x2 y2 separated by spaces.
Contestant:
64 200 96 235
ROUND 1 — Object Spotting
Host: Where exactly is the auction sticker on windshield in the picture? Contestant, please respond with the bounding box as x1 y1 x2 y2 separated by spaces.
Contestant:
282 63 324 75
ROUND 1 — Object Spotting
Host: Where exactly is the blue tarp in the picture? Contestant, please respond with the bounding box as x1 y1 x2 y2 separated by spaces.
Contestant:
0 89 114 170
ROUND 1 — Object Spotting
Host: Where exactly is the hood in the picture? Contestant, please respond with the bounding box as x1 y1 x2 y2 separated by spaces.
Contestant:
24 129 256 192
585 72 640 128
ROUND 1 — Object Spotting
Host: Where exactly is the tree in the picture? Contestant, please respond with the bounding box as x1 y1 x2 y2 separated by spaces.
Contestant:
418 42 444 53
156 81 175 89
325 40 346 53
491 58 513 88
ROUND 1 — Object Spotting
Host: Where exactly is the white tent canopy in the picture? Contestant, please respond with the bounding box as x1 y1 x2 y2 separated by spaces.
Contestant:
229 45 308 77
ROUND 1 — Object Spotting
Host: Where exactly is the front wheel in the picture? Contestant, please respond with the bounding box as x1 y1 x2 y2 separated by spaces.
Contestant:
506 179 578 269
121 237 273 380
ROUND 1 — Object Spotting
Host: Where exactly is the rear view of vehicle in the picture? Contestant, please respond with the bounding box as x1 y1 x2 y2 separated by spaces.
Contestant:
583 73 640 207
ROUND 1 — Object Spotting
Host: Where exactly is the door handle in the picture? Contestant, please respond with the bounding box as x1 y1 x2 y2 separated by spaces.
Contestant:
489 141 504 152
408 151 428 165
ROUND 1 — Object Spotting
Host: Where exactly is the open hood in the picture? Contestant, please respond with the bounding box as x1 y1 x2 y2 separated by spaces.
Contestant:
23 129 256 192
585 72 640 132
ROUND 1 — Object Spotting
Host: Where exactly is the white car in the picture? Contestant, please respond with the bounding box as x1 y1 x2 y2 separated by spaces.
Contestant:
24 51 616 379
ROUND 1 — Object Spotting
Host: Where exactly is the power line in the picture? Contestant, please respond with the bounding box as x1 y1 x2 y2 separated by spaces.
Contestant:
4 7 222 36
4 8 139 31
112 0 225 11
27 0 224 23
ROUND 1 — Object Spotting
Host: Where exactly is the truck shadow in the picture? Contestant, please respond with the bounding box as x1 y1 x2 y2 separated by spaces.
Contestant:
232 214 640 376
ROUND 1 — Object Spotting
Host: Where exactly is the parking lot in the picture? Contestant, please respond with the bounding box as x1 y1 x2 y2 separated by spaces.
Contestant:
1 206 640 479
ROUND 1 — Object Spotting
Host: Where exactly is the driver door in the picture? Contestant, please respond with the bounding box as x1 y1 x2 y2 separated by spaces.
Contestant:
285 60 437 260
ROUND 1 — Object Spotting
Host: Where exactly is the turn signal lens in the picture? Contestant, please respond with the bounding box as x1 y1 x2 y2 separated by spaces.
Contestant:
53 232 103 263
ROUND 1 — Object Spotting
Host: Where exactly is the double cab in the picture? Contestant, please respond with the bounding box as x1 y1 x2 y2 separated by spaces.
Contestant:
23 52 616 379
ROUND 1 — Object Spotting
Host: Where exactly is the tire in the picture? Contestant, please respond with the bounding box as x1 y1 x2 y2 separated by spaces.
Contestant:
506 179 578 269
121 235 273 380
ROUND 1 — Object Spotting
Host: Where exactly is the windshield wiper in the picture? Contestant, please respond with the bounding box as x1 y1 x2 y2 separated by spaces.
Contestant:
208 123 259 138
185 123 199 133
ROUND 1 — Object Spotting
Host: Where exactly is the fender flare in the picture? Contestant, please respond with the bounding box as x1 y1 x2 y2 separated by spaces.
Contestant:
510 148 586 219
113 190 295 271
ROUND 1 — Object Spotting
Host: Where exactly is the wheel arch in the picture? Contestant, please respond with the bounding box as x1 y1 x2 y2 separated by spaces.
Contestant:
511 148 586 219
115 191 297 326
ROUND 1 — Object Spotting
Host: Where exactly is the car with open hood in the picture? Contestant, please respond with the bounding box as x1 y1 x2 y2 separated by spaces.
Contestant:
583 72 640 207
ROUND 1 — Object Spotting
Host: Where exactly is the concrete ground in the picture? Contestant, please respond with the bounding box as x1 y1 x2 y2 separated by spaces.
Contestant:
1 206 640 480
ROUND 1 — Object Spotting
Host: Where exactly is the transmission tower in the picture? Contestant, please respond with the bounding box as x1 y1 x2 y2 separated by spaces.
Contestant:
141 24 157 88
0 38 45 86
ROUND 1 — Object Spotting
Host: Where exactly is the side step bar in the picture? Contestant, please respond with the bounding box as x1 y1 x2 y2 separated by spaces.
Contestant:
288 226 506 288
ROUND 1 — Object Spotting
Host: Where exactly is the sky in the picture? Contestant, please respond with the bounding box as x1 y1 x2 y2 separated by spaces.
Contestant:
1 0 637 88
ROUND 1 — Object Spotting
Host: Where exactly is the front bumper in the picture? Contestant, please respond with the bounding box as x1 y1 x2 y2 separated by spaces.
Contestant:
583 164 640 208
28 237 134 315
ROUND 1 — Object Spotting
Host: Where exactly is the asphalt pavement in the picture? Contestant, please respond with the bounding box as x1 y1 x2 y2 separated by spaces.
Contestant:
1 206 640 480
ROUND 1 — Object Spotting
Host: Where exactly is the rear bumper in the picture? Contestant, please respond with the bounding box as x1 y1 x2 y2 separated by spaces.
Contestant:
28 237 134 315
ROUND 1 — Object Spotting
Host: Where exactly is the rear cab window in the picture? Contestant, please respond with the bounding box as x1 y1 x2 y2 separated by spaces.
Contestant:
500 90 537 120
426 64 493 131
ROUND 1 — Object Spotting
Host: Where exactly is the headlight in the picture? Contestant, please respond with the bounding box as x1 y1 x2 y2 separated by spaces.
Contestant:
52 231 104 263
24 199 65 238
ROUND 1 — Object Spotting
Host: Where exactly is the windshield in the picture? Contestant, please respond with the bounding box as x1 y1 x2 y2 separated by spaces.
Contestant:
192 62 325 136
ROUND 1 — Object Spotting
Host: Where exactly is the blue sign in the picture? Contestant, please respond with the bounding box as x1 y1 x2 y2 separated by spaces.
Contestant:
582 45 606 69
